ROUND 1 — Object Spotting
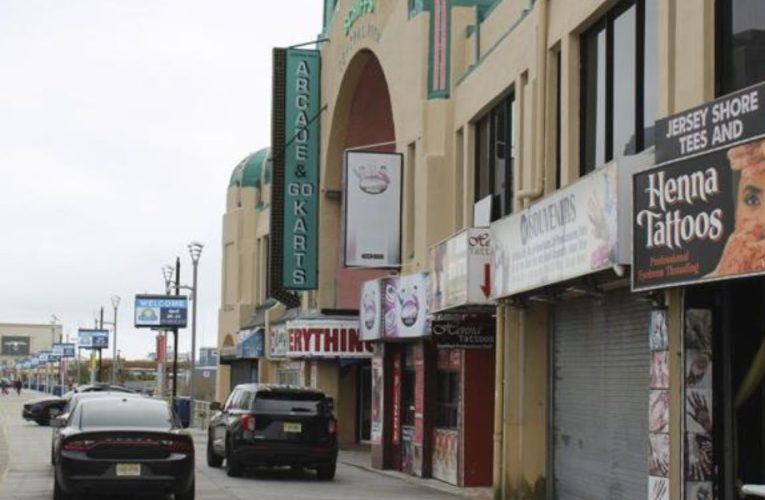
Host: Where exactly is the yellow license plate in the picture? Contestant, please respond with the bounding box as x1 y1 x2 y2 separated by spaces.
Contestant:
116 463 141 476
283 422 302 433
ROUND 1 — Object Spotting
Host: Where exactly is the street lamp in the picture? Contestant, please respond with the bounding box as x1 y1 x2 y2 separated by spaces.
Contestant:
110 296 120 385
162 265 175 294
187 242 203 403
49 315 59 394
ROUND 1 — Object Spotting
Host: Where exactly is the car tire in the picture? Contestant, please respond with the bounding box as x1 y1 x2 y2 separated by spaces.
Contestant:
316 461 336 481
53 475 70 500
206 436 222 468
175 478 195 500
225 439 243 478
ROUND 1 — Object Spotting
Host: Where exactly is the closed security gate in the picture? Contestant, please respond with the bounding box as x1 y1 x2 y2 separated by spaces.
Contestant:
552 288 649 499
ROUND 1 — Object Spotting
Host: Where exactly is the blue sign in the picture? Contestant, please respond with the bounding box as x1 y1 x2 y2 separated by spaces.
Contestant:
134 295 189 328
53 343 76 358
236 328 264 359
38 351 51 363
78 329 109 349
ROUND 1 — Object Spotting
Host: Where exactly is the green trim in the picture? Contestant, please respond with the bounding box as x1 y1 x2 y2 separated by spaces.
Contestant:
408 0 427 18
455 0 535 87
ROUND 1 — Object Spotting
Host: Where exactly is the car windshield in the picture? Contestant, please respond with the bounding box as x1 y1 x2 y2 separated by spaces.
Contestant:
80 400 175 429
252 391 326 414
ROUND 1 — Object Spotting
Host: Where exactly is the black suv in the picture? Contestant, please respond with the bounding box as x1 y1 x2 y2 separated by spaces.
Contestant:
207 384 337 480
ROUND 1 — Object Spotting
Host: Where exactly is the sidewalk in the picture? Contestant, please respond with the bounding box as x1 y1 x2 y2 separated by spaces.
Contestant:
338 444 492 500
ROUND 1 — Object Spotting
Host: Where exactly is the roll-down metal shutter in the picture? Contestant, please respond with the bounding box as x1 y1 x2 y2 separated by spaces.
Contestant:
553 288 649 499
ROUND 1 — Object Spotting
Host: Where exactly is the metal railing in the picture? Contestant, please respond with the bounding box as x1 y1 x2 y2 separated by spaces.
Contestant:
192 400 213 430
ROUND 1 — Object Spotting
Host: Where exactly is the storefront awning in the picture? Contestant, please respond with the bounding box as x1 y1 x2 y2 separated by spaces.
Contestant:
219 328 264 365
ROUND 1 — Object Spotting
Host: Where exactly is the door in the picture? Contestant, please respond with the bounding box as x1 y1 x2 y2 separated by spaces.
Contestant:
358 362 372 442
552 288 650 499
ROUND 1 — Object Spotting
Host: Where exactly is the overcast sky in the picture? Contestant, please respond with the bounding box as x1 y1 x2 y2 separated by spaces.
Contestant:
0 1 323 359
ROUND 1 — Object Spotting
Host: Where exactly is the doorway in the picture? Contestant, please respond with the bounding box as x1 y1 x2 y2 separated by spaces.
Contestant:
358 362 372 442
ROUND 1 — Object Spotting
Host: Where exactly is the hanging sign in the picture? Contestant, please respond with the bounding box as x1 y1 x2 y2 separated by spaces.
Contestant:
359 273 432 341
281 48 320 290
429 228 492 313
633 81 765 290
431 318 495 349
134 295 189 328
344 151 402 268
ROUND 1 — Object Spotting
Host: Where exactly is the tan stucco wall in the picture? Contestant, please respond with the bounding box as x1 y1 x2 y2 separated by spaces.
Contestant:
0 323 62 365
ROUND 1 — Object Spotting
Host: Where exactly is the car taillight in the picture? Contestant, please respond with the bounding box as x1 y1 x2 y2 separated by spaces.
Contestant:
240 413 256 432
63 439 97 451
328 417 337 435
159 438 194 453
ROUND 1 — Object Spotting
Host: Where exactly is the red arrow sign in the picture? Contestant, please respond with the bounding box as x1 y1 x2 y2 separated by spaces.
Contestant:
480 264 491 298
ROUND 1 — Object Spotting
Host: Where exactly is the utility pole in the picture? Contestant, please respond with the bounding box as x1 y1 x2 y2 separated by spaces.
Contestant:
172 256 180 405
110 296 120 385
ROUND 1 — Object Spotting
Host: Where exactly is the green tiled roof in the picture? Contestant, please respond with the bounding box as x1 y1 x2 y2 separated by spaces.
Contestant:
229 148 270 189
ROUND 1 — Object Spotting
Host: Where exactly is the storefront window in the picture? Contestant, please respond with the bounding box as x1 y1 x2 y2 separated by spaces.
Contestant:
474 93 515 221
717 0 765 95
436 370 459 429
580 0 658 174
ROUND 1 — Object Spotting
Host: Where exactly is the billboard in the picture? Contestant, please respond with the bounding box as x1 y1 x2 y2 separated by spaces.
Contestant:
344 151 402 268
633 82 765 290
1 336 30 356
134 295 189 328
78 329 109 349
52 343 76 358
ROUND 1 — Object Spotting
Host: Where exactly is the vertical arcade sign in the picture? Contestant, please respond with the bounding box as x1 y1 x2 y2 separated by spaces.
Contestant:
282 48 320 289
271 47 320 294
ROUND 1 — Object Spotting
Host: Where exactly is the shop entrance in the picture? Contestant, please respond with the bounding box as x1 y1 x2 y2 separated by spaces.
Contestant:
358 363 372 442
686 277 765 499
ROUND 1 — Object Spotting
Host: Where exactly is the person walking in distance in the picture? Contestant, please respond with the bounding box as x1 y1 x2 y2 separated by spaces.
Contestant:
14 378 22 395
0 379 8 396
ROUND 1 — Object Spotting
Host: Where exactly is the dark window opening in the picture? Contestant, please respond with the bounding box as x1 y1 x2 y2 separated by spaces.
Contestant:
717 0 765 95
402 367 416 426
436 370 460 429
580 0 658 175
475 93 515 221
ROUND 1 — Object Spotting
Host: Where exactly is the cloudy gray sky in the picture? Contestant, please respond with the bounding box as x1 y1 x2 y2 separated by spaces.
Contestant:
0 1 322 359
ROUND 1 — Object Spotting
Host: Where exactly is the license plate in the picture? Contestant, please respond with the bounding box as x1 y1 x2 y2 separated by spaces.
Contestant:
116 463 141 477
283 422 302 433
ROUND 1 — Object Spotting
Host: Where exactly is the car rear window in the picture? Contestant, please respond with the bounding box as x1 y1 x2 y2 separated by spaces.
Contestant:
252 391 326 413
80 400 174 429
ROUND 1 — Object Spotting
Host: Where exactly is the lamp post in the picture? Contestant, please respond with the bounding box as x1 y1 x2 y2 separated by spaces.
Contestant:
110 296 120 385
160 264 175 398
49 315 59 394
187 242 203 404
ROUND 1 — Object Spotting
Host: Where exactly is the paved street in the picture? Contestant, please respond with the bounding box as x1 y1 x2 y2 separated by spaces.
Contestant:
0 391 460 500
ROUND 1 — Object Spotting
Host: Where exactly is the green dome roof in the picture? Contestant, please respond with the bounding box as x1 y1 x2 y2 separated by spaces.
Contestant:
229 148 270 189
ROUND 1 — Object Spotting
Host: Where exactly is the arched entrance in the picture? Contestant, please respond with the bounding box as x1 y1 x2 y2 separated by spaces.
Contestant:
321 50 396 309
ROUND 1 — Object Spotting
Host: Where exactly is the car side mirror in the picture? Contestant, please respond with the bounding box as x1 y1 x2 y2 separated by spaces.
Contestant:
209 401 222 412
50 417 65 428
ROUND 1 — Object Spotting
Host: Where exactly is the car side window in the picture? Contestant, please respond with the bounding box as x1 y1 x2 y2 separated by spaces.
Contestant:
239 391 253 410
223 389 239 411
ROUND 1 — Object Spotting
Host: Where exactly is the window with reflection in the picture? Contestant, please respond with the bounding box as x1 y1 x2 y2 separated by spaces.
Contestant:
581 0 658 175
718 0 765 95
474 93 515 221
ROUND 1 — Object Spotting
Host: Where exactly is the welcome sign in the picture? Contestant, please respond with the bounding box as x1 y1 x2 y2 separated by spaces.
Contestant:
633 81 765 290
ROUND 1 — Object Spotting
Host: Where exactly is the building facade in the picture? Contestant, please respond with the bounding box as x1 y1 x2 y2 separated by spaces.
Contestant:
218 0 765 497
0 322 61 367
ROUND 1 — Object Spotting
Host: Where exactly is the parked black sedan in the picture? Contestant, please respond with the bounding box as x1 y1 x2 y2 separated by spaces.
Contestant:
207 384 338 480
52 396 194 500
23 384 135 426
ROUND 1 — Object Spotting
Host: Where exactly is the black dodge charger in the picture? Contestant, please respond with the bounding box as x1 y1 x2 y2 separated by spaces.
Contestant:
52 396 195 500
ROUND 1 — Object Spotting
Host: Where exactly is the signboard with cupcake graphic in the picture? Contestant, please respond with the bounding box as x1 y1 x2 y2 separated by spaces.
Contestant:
359 272 431 340
633 81 765 290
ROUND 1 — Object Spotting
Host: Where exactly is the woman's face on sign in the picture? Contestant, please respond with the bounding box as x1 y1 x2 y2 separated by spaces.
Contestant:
736 168 765 231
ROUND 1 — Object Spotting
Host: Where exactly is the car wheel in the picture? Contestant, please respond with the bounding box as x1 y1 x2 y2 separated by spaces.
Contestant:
225 438 243 478
316 461 336 481
175 478 195 500
53 475 70 500
206 436 222 468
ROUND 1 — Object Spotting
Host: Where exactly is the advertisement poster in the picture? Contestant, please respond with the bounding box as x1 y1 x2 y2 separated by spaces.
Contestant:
684 309 714 485
344 151 402 268
134 295 189 328
269 325 289 358
78 329 109 349
392 354 401 446
1 336 30 356
360 279 383 341
383 273 431 339
432 429 459 485
492 163 621 299
429 228 492 313
371 356 383 444
634 82 765 291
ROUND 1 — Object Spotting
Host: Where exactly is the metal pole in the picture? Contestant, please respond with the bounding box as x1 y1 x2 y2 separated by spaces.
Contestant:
98 308 104 383
76 347 81 385
111 300 119 385
190 258 198 403
172 257 180 405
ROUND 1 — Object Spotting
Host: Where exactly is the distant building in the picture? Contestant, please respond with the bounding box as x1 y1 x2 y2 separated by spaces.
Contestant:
0 322 62 366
